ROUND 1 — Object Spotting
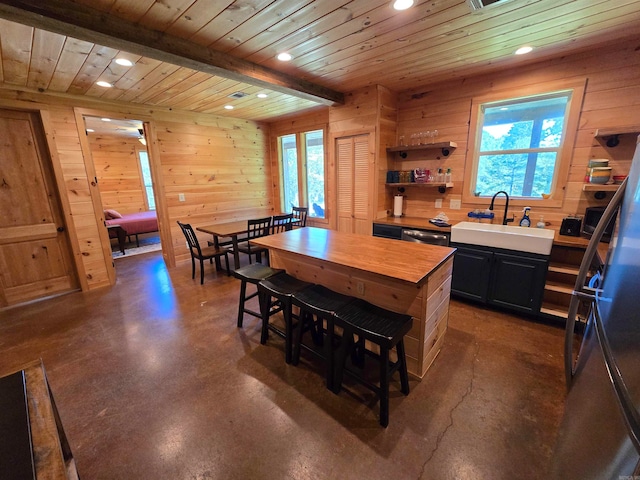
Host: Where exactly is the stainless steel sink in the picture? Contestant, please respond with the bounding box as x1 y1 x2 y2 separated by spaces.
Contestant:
450 221 554 255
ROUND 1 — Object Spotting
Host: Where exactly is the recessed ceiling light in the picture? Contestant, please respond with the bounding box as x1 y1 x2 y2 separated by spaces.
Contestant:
96 81 113 88
101 118 111 122
515 46 533 55
86 128 95 133
115 58 134 67
224 105 234 110
257 93 268 99
392 0 415 10
277 52 292 62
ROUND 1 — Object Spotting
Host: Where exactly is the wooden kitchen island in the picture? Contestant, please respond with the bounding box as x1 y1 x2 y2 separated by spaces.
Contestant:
252 227 455 379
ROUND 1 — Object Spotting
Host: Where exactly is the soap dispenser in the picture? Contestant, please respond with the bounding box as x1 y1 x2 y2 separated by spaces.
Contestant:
519 207 531 227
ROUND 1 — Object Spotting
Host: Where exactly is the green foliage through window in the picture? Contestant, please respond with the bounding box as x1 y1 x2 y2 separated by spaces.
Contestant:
473 92 570 198
280 134 299 210
138 150 155 210
278 130 325 218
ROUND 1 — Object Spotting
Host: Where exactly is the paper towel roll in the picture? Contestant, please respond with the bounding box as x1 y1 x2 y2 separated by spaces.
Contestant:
393 195 403 217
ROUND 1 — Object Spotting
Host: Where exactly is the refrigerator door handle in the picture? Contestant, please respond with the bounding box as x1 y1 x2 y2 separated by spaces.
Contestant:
564 177 627 387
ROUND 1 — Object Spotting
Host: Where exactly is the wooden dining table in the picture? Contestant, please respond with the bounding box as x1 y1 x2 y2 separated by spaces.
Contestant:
251 227 456 379
196 220 252 270
197 216 299 270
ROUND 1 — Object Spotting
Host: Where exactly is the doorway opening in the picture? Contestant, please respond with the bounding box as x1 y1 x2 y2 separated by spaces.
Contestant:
83 115 161 258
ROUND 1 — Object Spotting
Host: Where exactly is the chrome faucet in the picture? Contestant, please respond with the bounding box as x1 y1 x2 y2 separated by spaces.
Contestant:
489 191 514 225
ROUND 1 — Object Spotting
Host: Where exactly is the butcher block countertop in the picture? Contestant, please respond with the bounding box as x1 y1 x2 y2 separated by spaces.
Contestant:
252 227 455 285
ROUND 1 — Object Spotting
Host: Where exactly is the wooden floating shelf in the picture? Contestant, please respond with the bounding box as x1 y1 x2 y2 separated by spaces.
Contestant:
548 263 580 276
387 141 457 152
387 142 458 158
386 182 453 188
594 126 640 147
386 182 453 194
540 305 568 320
544 282 574 295
582 184 620 192
594 126 640 138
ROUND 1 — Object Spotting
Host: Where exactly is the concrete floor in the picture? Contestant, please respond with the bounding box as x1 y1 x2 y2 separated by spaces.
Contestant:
0 251 567 479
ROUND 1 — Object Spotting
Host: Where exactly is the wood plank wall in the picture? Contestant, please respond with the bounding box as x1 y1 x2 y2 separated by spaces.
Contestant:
157 117 271 264
376 85 398 220
39 105 111 290
89 135 148 214
392 37 640 229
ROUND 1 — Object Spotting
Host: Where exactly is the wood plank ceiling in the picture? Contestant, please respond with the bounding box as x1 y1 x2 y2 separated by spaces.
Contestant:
0 0 639 123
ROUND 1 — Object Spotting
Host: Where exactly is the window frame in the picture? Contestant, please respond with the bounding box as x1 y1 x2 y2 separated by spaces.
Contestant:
137 148 156 211
275 126 327 220
462 79 586 208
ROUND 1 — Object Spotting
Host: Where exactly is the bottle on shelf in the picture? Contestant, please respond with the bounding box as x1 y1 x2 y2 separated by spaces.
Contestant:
519 207 531 227
444 168 452 183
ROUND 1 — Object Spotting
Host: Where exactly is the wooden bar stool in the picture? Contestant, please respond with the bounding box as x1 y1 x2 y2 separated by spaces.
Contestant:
232 263 284 328
332 299 413 427
257 273 313 364
290 285 355 391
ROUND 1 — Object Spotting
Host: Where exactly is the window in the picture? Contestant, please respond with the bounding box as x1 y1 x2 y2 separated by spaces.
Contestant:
138 150 155 210
280 134 299 211
465 81 585 206
278 129 325 218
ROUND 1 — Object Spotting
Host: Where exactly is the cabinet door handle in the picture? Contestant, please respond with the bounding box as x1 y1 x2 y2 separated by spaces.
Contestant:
57 226 65 232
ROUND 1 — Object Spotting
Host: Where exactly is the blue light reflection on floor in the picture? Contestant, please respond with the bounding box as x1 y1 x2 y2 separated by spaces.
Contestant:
144 255 177 319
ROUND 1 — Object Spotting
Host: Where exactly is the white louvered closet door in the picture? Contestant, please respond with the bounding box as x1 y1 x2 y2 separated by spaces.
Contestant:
336 134 373 235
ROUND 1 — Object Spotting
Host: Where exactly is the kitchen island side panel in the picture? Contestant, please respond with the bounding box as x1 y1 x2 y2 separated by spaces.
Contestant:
267 250 452 379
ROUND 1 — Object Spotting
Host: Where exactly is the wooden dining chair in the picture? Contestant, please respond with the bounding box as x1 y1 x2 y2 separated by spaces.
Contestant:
177 221 230 284
292 206 308 227
235 216 271 264
272 213 294 234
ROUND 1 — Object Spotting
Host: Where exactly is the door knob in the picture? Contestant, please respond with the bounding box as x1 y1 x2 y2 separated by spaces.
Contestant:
57 226 65 232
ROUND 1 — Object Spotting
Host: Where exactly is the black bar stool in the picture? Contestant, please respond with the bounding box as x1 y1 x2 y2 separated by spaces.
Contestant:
332 299 413 427
257 273 313 364
290 285 355 391
232 263 284 328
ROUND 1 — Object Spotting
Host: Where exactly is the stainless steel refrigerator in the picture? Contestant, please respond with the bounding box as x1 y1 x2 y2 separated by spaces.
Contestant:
550 136 640 478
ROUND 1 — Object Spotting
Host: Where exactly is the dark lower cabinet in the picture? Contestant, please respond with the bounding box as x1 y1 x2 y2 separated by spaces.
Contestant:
451 243 549 315
372 223 402 240
488 252 548 314
451 246 493 302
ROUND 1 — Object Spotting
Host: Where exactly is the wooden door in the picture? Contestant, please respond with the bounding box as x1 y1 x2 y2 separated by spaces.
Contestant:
0 109 78 307
336 133 373 235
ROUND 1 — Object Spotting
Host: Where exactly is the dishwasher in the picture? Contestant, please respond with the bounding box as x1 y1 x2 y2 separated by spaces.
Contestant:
401 228 450 246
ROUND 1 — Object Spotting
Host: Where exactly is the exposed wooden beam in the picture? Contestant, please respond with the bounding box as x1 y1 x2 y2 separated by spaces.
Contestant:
0 0 344 106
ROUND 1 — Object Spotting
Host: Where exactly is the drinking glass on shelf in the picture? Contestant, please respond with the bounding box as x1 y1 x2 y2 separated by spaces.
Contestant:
410 133 418 146
432 129 438 144
399 135 406 146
